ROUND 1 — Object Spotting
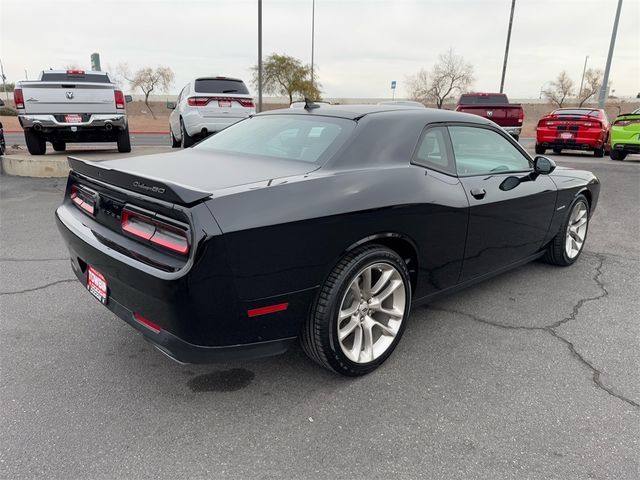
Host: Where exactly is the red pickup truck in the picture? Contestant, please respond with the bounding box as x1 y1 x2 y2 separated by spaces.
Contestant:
455 93 524 140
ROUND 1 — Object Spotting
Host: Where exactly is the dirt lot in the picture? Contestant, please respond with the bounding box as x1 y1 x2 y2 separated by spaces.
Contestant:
2 100 638 136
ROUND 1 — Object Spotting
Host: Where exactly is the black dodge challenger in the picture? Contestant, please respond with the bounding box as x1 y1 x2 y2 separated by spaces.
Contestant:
56 104 600 375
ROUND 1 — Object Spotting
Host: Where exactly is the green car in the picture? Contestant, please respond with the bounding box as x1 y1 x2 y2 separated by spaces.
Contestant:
609 107 640 161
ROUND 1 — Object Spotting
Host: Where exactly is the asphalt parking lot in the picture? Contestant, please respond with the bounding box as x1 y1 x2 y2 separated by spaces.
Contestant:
1 152 639 479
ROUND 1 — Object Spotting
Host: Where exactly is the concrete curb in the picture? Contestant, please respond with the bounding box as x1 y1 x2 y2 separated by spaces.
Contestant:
1 154 70 178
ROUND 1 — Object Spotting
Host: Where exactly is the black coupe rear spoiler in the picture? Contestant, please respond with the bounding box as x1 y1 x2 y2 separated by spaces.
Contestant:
67 156 212 205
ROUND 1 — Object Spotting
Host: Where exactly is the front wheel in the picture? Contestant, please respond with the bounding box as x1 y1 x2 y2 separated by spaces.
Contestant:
535 144 546 155
543 194 589 266
301 245 411 376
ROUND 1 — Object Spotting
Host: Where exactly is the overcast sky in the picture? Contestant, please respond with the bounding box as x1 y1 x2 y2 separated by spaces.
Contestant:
1 0 638 99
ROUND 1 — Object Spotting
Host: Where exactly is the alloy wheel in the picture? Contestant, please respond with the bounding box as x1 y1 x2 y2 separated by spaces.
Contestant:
337 262 406 363
565 202 588 259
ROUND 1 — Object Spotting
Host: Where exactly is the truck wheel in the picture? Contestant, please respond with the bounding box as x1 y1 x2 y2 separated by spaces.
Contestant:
593 146 604 158
512 134 519 142
535 144 546 155
52 141 66 152
117 127 131 153
24 129 46 155
180 119 195 148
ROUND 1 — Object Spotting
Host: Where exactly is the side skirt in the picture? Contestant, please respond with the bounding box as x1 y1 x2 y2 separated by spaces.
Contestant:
412 251 546 307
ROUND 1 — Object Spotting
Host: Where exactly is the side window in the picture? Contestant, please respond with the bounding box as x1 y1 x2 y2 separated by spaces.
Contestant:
448 126 531 176
412 126 455 175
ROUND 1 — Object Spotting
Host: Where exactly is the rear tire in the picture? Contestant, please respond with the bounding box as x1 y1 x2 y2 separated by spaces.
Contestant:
552 147 562 154
52 141 66 152
180 119 195 148
117 127 131 153
535 144 546 155
170 128 181 148
543 194 589 267
300 245 411 376
610 149 626 161
24 129 46 155
593 146 604 157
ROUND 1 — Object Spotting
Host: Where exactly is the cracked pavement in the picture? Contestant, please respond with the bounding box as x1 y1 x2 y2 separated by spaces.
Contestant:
1 155 639 479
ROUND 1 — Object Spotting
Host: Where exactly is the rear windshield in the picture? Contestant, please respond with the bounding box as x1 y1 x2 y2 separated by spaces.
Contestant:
194 79 249 94
554 109 600 117
40 72 111 83
195 115 355 164
459 94 509 105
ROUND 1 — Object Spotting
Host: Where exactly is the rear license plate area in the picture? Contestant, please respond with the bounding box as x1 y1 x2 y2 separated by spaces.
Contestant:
65 114 83 123
87 265 108 305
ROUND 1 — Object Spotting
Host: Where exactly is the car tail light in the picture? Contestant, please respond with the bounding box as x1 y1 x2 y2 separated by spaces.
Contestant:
546 120 556 127
14 88 24 109
114 90 125 109
615 118 640 126
66 69 85 75
70 184 96 215
187 96 211 106
518 109 524 124
133 313 161 333
121 208 190 255
238 98 255 108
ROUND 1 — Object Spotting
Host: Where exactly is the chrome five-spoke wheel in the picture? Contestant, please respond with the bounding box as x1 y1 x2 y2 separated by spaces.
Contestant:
565 202 588 259
337 263 406 364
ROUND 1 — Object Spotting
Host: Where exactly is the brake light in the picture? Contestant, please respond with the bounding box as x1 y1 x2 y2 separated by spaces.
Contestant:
133 313 161 333
187 96 210 106
518 109 524 124
546 121 556 127
615 119 640 126
114 90 125 109
238 98 255 108
14 88 24 109
66 69 85 75
70 184 96 215
121 208 190 255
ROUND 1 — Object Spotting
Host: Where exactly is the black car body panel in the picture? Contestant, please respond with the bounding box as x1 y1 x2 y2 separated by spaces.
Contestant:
56 105 600 364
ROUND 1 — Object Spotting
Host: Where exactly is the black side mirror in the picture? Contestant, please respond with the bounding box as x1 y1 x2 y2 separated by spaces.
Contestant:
533 156 556 175
166 101 176 110
124 95 133 103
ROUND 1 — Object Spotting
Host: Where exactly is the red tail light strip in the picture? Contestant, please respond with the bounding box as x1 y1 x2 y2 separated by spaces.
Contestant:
14 88 24 109
187 96 255 108
121 208 190 255
247 303 289 318
133 313 162 333
70 185 96 215
114 90 125 109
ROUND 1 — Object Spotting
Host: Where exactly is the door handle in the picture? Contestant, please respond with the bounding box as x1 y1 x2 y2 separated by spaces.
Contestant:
470 188 486 199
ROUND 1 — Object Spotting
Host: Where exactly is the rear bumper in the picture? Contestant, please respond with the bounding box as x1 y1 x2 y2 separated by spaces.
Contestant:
611 143 640 154
502 126 521 136
181 111 246 136
19 113 127 129
537 129 605 150
55 202 308 363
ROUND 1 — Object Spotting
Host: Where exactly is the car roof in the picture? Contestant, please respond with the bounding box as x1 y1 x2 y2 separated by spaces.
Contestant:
258 104 490 123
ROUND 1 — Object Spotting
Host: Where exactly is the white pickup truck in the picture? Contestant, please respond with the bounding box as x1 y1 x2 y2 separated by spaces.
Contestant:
14 69 132 155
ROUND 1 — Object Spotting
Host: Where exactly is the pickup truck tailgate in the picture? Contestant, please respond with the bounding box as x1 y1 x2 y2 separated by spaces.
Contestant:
456 105 521 127
21 82 116 115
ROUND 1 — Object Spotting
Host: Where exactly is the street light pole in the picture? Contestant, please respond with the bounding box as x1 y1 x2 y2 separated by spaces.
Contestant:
311 0 315 85
598 0 623 108
579 55 589 97
499 0 516 93
258 0 263 113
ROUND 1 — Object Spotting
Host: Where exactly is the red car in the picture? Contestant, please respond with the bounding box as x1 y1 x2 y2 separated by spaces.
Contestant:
535 108 610 157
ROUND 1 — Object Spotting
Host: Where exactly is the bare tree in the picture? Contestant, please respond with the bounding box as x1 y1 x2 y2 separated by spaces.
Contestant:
118 64 174 119
578 68 603 106
252 53 321 104
408 49 474 109
543 71 574 107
